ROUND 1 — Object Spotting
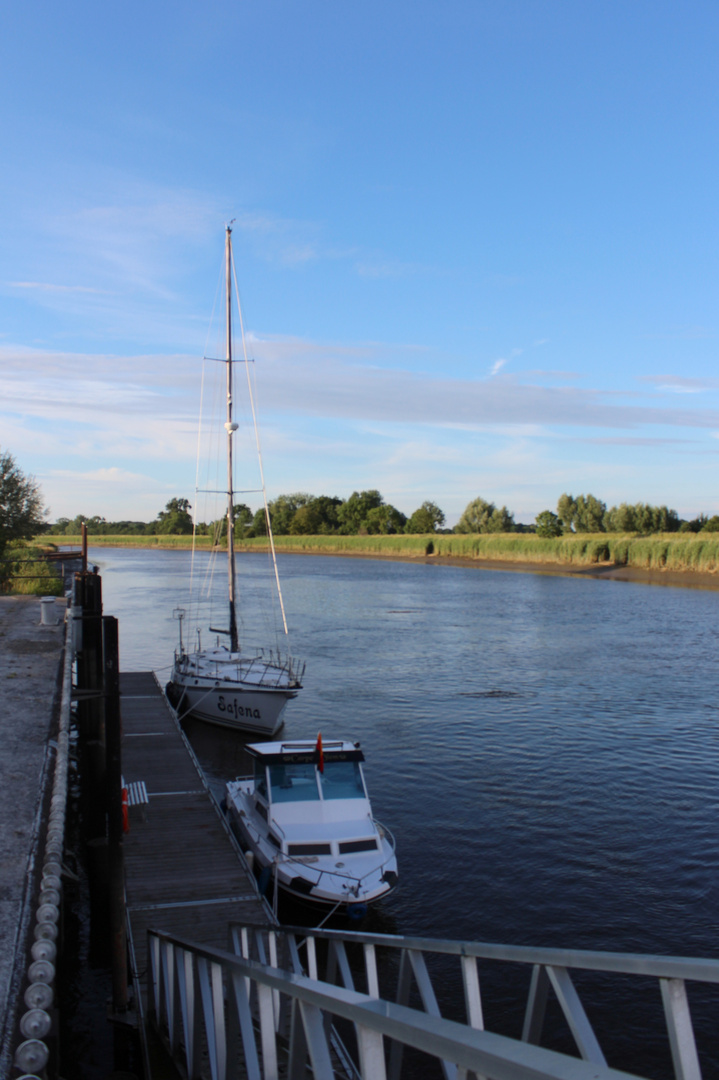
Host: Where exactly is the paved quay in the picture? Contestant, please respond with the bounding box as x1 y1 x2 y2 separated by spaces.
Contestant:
0 595 66 1070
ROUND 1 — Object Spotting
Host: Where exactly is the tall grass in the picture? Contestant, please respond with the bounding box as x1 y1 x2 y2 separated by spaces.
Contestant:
1 546 64 596
47 532 719 573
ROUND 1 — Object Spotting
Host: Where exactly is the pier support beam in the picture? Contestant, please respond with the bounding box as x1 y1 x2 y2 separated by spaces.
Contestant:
104 616 128 1013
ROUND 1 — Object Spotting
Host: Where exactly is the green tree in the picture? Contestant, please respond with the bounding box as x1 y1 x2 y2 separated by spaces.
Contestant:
233 503 252 538
364 504 407 534
307 495 343 534
603 502 637 532
289 504 323 535
0 450 47 555
679 515 707 533
405 501 446 534
455 496 515 534
535 510 563 538
557 493 606 533
251 507 268 536
604 502 680 534
337 490 384 534
266 493 312 535
155 497 193 534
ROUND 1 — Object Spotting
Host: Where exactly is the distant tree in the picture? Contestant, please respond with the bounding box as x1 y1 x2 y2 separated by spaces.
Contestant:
337 490 384 534
557 493 606 533
233 503 252 538
679 515 707 533
604 502 680 534
701 516 719 532
455 496 515 534
535 510 563 538
405 501 446 534
155 497 193 534
266 493 312 535
364 504 407 534
289 504 323 535
308 495 343 534
251 507 268 536
603 502 638 532
0 451 47 555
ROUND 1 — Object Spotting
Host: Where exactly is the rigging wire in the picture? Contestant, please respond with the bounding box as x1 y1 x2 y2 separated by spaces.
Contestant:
231 249 290 638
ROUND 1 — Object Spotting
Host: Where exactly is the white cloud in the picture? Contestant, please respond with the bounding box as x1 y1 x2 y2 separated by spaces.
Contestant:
7 282 110 295
638 375 719 394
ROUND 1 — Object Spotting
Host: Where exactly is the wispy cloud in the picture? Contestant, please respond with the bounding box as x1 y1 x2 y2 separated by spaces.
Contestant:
7 281 110 295
7 338 719 445
489 347 522 378
638 375 719 394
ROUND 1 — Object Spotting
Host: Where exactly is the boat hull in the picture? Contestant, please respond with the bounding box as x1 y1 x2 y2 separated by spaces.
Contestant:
167 675 296 736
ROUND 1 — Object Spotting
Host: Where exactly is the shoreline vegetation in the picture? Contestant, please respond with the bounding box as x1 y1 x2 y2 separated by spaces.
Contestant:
42 532 719 588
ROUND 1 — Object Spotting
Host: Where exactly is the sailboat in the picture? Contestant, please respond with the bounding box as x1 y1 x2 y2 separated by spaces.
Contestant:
166 225 304 736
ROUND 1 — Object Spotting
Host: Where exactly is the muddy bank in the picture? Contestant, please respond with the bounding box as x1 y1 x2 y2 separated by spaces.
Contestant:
288 548 719 590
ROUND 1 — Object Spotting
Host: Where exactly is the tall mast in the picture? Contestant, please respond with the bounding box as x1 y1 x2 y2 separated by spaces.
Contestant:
225 225 239 652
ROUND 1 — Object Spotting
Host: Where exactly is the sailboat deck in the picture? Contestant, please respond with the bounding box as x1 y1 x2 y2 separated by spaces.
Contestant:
120 671 272 983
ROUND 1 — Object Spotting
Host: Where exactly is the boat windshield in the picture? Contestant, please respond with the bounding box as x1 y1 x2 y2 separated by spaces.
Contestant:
320 760 367 800
265 757 368 803
268 762 320 803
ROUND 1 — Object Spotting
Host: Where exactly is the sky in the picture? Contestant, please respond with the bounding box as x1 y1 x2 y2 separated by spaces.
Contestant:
2 1 719 526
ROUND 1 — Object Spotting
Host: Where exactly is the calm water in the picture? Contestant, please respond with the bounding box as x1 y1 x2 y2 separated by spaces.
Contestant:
92 547 719 1075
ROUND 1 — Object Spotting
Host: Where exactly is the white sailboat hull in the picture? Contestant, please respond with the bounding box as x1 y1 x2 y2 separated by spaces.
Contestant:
168 648 301 736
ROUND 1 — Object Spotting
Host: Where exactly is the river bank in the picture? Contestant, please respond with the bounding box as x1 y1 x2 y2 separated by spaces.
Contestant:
40 532 719 590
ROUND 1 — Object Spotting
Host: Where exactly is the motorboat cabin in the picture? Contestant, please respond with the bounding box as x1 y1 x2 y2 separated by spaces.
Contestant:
225 739 398 912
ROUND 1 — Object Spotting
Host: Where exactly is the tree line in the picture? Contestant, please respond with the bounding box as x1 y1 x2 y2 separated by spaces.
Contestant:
47 492 449 538
1 442 716 544
535 494 719 537
46 490 719 539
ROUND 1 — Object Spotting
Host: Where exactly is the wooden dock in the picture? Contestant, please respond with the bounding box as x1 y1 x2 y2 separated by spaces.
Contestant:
120 672 272 992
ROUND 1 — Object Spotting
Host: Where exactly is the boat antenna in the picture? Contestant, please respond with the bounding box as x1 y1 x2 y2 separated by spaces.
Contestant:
225 224 239 652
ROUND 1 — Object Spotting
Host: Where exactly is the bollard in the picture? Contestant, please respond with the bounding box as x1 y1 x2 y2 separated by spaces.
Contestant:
39 597 57 626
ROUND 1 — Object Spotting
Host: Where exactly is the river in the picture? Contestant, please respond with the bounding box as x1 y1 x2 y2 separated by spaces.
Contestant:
85 546 719 1076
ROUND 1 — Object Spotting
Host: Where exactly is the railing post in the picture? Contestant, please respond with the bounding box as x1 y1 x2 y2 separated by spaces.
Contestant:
522 964 550 1045
660 978 702 1080
389 949 412 1080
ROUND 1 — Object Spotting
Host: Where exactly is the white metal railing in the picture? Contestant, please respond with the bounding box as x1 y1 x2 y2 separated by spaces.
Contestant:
146 921 719 1080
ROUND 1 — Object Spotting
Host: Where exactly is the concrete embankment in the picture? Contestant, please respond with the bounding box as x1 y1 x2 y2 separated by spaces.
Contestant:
0 596 66 1076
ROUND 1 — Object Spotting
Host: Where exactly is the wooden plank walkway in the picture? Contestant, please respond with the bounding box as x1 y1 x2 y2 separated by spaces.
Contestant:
120 672 271 990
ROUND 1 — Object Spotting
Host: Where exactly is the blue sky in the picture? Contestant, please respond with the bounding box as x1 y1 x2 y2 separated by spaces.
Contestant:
2 1 719 526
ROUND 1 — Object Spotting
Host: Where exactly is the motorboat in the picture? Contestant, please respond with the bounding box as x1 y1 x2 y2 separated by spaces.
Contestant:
225 738 398 913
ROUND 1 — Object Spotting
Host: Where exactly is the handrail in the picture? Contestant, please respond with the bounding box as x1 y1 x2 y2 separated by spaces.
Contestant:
147 927 649 1080
223 921 711 1080
256 921 719 983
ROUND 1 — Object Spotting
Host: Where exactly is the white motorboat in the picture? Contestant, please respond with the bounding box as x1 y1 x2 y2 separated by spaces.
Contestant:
166 225 304 735
225 738 398 913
